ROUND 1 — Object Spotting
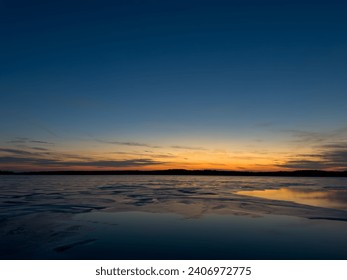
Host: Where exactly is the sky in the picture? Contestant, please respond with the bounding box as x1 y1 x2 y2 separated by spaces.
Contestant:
1 0 347 171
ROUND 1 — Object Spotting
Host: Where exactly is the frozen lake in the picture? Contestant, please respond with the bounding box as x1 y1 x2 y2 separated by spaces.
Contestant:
1 175 347 259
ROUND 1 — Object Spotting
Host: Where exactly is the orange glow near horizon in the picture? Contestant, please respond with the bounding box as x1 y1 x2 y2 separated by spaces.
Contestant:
0 150 310 172
0 138 341 172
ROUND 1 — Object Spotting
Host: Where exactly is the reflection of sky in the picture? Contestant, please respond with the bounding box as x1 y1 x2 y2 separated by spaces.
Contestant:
66 211 347 259
237 188 347 210
1 1 347 171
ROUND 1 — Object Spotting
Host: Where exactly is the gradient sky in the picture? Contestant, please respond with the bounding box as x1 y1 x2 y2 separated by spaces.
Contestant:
1 0 347 171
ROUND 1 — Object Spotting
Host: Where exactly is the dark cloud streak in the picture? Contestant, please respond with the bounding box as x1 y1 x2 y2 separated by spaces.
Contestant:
0 146 167 169
96 139 161 148
0 156 165 168
0 148 35 156
7 137 54 145
279 142 347 170
97 139 208 151
170 145 207 151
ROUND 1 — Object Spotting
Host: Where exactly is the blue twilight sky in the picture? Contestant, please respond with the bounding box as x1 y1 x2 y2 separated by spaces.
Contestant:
1 0 347 171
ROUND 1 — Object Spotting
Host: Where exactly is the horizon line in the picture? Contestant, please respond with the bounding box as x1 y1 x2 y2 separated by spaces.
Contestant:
1 169 347 177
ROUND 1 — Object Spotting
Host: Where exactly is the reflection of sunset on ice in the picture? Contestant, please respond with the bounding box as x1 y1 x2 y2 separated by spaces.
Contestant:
237 188 347 210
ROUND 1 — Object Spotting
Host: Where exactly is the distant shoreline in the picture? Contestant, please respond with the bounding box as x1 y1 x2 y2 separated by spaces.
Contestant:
1 169 347 177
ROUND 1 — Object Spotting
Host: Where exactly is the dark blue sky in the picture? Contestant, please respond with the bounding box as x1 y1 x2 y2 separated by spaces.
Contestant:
1 0 347 170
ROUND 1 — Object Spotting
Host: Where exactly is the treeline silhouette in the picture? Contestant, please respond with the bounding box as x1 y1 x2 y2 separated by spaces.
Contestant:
1 169 347 177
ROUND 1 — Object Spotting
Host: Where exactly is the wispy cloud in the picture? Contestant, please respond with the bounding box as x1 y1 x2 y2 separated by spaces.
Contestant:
97 139 208 151
170 145 207 151
3 136 209 170
111 151 176 158
0 148 35 156
0 156 165 168
30 140 53 145
6 137 29 144
96 139 161 148
30 147 50 151
285 127 347 144
277 127 347 170
29 121 60 138
73 159 164 168
277 159 328 170
0 146 167 169
7 137 54 145
278 142 347 170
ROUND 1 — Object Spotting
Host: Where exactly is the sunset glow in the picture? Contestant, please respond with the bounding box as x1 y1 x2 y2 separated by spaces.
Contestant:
1 1 347 172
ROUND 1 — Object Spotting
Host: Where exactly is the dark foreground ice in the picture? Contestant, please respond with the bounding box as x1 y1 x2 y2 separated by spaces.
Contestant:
0 175 347 259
